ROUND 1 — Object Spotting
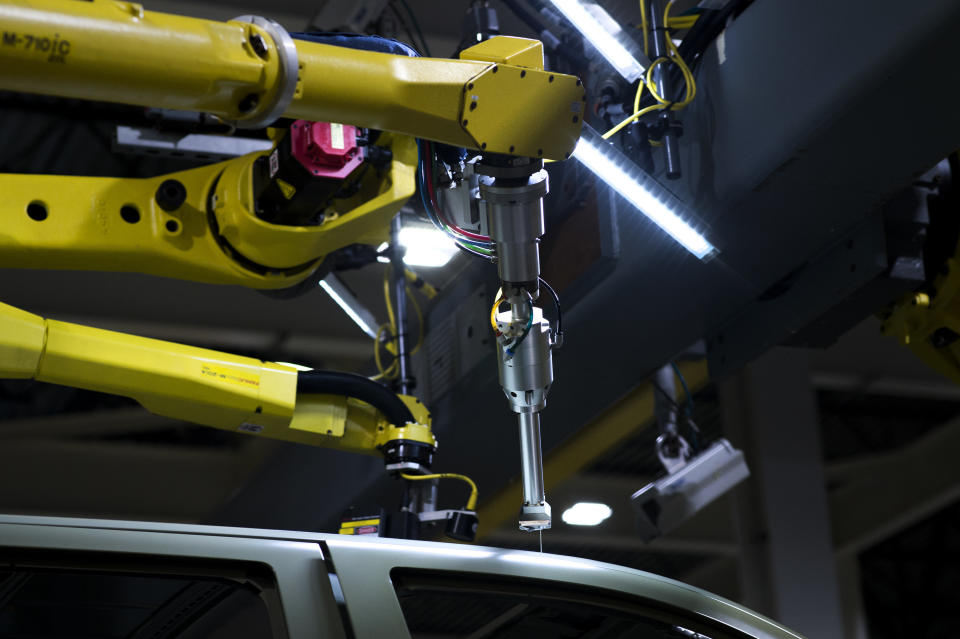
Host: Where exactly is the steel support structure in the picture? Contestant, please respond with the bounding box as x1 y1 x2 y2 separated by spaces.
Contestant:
720 348 843 638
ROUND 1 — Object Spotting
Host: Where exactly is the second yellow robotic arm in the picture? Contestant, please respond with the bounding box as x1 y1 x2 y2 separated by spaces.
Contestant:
0 300 435 464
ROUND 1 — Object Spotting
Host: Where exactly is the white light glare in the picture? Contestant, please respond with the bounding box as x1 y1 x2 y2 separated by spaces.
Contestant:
573 134 716 259
319 278 378 338
548 0 646 82
561 502 613 526
274 362 314 371
399 226 459 268
500 552 598 571
329 538 494 559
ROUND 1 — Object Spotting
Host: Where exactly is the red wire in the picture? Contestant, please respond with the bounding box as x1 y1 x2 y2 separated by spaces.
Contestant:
423 142 492 242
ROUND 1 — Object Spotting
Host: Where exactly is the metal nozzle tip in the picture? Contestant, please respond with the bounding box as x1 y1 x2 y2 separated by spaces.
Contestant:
519 502 551 532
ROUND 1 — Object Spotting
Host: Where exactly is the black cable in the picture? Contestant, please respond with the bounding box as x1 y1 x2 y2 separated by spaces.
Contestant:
385 2 423 55
392 0 431 57
538 276 562 339
297 370 415 427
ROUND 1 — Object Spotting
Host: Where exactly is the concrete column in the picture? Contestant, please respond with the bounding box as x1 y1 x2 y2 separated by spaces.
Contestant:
720 348 844 638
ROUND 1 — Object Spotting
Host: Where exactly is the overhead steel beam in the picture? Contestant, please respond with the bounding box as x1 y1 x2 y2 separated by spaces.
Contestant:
831 413 960 556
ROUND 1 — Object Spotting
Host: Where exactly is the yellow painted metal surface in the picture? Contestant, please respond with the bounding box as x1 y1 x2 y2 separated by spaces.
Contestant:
0 134 414 288
0 0 279 121
213 133 416 269
37 315 297 433
882 257 960 385
458 37 585 159
0 301 436 455
0 2 584 158
459 37 547 68
0 303 45 377
474 360 709 540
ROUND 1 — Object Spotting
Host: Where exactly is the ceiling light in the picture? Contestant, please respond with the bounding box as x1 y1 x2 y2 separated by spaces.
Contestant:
573 125 717 260
319 274 379 338
546 0 649 82
561 502 613 526
398 226 459 268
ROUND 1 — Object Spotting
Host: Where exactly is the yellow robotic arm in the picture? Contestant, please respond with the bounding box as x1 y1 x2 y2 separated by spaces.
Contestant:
0 0 584 160
0 0 587 537
0 300 435 462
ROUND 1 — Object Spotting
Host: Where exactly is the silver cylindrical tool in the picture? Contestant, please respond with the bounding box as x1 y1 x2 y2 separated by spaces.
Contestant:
481 169 548 287
496 307 553 413
481 158 553 532
518 411 545 505
495 306 553 531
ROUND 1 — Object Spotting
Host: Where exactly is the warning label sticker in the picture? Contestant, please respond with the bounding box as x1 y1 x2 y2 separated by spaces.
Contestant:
201 363 260 389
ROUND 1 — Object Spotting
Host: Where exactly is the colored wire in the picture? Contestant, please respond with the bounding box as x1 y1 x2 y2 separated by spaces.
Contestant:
506 307 533 356
415 140 495 258
455 241 495 261
401 473 478 510
421 141 492 243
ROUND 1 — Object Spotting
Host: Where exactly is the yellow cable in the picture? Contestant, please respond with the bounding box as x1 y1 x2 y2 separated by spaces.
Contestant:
376 265 425 379
402 473 479 511
373 323 398 380
603 103 665 139
404 267 438 299
490 291 504 334
408 286 424 356
639 0 649 56
383 267 396 331
613 0 697 141
664 0 677 23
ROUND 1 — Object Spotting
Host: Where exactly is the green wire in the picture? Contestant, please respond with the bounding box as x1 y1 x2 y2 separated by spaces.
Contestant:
394 0 431 57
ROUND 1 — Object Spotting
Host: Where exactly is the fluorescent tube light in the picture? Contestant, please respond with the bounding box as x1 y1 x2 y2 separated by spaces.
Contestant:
546 0 649 81
573 125 717 259
561 502 613 526
319 274 379 338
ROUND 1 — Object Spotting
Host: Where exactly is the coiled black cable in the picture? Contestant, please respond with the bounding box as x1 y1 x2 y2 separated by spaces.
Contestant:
297 370 415 428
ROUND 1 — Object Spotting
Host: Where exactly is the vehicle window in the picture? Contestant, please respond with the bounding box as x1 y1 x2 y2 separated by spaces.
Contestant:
392 569 746 639
0 550 285 638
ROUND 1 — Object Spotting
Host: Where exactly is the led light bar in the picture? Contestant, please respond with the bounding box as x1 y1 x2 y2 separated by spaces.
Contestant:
573 125 717 259
546 0 650 82
319 274 379 338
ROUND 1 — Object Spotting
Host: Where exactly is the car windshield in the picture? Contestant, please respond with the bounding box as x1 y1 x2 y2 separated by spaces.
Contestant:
392 568 747 639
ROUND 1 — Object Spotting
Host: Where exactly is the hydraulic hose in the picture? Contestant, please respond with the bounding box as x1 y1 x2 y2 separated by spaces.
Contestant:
297 370 416 427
